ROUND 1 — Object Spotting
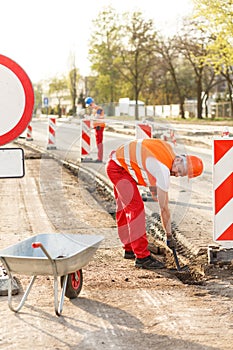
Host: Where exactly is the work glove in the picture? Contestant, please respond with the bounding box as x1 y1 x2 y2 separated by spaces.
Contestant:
167 235 177 249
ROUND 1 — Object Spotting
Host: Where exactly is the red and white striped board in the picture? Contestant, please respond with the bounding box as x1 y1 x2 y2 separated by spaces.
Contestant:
47 117 56 150
81 119 91 158
26 124 33 141
213 138 233 246
170 129 177 146
136 123 152 139
221 126 230 137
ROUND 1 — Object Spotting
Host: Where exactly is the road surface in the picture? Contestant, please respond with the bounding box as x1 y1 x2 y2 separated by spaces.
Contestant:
0 119 233 349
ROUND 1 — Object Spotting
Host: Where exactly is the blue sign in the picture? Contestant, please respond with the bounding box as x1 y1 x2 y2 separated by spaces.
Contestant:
44 97 49 106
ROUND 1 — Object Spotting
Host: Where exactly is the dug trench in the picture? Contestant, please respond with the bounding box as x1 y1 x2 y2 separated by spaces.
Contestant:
85 177 207 286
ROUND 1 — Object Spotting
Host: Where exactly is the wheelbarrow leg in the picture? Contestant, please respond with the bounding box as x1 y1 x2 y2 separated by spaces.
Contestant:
54 274 68 316
8 275 37 313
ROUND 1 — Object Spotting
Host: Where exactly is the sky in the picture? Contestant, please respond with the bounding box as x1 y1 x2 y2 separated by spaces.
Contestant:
0 0 194 83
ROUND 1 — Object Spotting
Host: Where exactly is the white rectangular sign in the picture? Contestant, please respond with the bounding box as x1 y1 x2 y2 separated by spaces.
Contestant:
0 148 24 178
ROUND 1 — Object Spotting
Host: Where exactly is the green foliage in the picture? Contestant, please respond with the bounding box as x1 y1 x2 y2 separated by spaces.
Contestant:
33 83 43 114
88 8 159 119
88 6 122 103
49 76 68 95
193 0 233 73
44 3 233 119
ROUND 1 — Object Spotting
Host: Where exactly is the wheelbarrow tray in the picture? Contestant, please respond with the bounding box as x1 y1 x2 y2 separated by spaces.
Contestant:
0 233 104 276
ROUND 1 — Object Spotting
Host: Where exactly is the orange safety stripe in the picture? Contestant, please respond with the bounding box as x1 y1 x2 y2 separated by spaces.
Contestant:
117 145 129 171
93 121 105 128
142 139 175 169
115 139 175 186
129 141 146 185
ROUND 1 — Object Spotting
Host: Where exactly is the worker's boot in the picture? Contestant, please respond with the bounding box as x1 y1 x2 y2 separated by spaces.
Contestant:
135 255 164 270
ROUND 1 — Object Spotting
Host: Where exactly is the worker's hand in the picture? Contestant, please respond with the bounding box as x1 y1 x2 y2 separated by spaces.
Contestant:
167 235 176 249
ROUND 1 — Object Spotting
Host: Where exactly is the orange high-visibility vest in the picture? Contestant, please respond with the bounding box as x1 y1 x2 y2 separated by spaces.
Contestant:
114 139 175 190
92 105 105 128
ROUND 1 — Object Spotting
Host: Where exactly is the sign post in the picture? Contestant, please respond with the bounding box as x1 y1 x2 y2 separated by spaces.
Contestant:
44 97 49 117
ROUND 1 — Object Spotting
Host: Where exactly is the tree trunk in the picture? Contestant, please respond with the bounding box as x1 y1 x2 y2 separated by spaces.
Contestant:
227 82 233 118
197 78 203 119
179 102 185 119
134 90 140 120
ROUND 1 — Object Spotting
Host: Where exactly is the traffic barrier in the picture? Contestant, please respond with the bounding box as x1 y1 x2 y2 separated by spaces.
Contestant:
135 123 152 139
26 124 33 141
81 119 91 159
160 129 176 145
161 132 169 142
170 129 177 146
47 117 56 150
213 138 233 247
221 126 230 137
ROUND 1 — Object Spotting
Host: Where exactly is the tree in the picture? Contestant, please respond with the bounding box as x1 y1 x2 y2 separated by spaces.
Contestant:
153 35 196 118
88 6 122 107
193 0 233 53
193 0 233 117
114 11 158 119
49 77 68 117
33 83 43 116
67 53 80 116
77 91 86 108
175 20 218 119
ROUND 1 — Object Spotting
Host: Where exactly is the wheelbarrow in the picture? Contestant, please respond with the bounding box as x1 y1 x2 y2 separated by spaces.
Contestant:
0 233 104 316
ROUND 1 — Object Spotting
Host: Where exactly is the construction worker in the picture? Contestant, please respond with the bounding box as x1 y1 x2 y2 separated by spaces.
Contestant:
85 97 105 162
106 139 203 271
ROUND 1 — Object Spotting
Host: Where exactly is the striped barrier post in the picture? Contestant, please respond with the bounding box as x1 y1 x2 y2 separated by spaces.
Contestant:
213 138 233 247
221 126 230 137
26 124 33 141
170 129 177 146
135 123 152 139
81 119 92 161
47 117 56 150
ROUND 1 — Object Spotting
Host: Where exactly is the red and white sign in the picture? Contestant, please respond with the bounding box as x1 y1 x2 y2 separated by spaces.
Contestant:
81 119 91 157
213 138 233 246
136 123 152 139
0 54 34 145
47 117 56 150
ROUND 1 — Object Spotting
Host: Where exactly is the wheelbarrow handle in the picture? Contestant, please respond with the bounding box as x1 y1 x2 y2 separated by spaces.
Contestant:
32 242 63 316
32 242 53 262
32 242 42 249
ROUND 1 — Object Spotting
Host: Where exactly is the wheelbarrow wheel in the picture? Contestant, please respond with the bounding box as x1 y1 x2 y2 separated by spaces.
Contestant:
61 269 83 299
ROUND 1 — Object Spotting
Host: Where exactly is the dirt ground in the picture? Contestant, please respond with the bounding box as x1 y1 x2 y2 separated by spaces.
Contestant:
0 145 233 350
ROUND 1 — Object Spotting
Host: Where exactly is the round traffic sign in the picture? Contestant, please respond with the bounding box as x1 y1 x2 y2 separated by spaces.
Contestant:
0 54 34 145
